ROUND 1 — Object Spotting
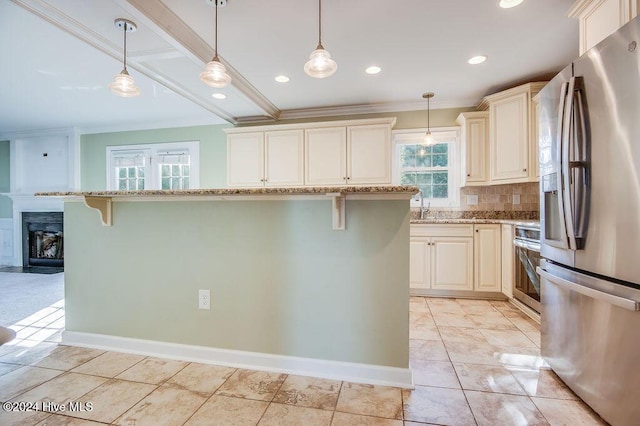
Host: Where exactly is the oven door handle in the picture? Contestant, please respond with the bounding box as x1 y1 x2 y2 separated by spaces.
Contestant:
513 239 541 252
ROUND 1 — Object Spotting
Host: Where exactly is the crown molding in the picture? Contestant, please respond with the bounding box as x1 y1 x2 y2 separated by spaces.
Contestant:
274 98 478 122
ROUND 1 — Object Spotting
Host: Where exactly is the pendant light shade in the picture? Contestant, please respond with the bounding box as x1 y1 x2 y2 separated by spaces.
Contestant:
422 92 436 145
109 18 140 97
305 0 337 78
200 0 231 88
200 58 231 88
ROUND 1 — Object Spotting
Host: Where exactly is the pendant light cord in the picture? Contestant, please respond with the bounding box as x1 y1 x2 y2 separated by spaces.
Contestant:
317 0 323 49
427 96 430 132
123 22 127 71
214 0 219 59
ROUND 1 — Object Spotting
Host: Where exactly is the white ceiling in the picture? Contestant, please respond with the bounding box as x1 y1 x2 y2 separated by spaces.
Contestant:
0 0 578 135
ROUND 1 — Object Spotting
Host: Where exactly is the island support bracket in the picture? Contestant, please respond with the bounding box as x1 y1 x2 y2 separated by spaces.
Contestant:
326 192 345 230
84 196 113 226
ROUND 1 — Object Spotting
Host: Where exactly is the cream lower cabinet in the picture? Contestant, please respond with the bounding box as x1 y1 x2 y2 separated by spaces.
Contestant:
474 224 502 292
410 224 502 295
410 225 474 292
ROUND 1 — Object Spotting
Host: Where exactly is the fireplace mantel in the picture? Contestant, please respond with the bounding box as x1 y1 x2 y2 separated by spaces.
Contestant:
2 193 64 266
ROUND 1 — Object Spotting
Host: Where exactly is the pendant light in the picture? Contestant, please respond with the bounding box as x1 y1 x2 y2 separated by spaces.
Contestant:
200 0 231 88
109 18 141 97
422 92 436 145
304 0 337 78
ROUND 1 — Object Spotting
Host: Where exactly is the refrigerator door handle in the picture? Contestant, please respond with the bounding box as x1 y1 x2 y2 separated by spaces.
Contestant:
537 267 640 311
561 77 578 250
571 77 591 249
553 81 571 249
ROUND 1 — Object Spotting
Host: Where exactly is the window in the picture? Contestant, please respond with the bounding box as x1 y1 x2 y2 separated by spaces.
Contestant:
113 151 146 190
393 128 460 207
107 142 199 190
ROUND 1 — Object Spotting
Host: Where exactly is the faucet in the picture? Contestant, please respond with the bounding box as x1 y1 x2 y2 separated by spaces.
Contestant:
416 190 431 220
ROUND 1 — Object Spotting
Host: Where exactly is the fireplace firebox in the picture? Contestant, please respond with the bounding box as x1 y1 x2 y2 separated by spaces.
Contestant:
22 212 64 268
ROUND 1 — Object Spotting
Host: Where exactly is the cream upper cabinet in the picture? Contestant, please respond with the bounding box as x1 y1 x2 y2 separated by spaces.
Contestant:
227 132 264 187
457 112 489 186
226 117 395 188
306 122 392 186
264 130 304 186
479 82 546 185
490 92 529 181
227 130 303 187
347 124 392 185
569 0 640 54
474 224 502 292
305 127 347 186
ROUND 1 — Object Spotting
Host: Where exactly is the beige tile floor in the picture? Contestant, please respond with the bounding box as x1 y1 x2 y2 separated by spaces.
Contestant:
0 297 608 425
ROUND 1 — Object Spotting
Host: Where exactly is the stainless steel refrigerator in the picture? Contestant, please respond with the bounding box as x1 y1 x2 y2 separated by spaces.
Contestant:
538 15 640 426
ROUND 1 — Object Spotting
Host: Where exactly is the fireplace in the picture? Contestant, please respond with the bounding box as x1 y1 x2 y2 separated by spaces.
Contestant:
22 212 64 268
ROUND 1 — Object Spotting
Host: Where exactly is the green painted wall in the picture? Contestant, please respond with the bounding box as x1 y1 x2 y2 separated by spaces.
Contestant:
79 108 471 191
64 198 410 368
0 140 11 218
81 124 231 191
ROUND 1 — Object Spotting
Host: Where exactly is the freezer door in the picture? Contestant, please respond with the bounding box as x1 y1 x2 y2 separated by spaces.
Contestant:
538 65 574 267
571 16 640 285
539 260 640 426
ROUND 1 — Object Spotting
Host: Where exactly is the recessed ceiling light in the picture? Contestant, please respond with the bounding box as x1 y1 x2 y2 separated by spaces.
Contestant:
365 66 381 75
468 55 487 65
212 93 226 99
499 0 524 8
275 75 290 83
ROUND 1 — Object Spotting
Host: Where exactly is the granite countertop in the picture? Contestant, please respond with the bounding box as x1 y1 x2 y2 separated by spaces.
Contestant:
409 210 539 227
411 218 540 227
36 185 420 197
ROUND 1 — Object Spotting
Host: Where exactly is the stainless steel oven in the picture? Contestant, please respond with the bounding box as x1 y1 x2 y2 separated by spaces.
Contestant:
513 224 541 313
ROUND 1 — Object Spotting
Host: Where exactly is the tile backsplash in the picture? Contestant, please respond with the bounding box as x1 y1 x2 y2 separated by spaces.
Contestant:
460 182 539 211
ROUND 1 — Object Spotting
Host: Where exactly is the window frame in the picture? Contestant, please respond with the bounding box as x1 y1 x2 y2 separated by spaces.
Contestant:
106 141 200 191
392 127 460 208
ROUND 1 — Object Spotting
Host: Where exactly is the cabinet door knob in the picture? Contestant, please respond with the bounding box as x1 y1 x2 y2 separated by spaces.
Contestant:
476 229 479 232
467 174 470 177
523 168 527 172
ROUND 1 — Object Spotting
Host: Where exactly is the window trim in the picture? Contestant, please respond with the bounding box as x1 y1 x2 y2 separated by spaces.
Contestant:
392 127 460 208
106 141 200 191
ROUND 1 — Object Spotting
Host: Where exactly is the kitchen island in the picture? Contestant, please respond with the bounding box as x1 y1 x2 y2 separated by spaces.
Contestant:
37 186 417 387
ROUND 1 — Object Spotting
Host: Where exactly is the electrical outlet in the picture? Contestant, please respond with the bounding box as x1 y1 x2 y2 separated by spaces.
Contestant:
512 194 521 205
198 289 210 310
467 195 478 205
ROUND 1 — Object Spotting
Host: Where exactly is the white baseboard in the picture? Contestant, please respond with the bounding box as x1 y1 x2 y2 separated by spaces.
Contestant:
62 331 414 388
